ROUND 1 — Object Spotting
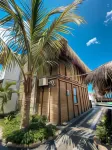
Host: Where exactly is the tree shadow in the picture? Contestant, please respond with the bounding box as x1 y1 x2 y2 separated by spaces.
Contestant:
35 126 98 150
44 140 57 150
53 126 98 150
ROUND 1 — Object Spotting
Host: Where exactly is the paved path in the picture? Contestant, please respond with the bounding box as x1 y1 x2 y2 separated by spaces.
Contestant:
34 106 105 150
0 106 105 150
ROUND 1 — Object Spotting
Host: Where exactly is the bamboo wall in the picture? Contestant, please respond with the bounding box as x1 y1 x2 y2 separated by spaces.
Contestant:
37 63 90 125
59 79 90 124
38 79 59 124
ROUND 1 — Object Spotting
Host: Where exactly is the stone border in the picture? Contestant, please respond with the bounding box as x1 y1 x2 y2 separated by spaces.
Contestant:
7 136 55 149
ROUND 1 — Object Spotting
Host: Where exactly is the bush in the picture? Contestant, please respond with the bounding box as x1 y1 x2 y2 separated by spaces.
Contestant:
29 115 48 130
6 129 34 145
46 124 57 137
31 115 48 124
6 125 56 145
96 110 112 144
0 114 56 145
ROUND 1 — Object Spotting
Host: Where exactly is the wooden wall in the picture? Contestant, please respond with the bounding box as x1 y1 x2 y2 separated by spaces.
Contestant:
58 63 85 83
36 63 90 124
38 79 59 124
59 79 90 124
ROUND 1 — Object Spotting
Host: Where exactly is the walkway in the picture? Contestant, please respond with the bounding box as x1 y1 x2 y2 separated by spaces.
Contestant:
35 106 105 150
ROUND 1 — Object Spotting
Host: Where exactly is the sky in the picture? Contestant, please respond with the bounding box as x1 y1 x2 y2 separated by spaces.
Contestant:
44 0 112 92
0 0 112 91
44 0 112 70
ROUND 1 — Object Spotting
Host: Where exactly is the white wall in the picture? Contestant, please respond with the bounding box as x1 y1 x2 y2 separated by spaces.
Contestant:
1 66 21 113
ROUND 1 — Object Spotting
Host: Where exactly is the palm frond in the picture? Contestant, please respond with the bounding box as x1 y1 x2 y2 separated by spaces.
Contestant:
0 81 18 113
31 0 85 74
0 38 26 81
0 0 30 55
4 81 16 90
49 0 82 15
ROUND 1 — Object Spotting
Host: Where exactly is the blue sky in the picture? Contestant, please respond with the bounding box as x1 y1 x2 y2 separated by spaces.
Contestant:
44 0 112 70
44 0 112 92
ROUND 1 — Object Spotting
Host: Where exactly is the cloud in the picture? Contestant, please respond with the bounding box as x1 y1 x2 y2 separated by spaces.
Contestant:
86 37 100 46
106 10 112 17
104 10 112 25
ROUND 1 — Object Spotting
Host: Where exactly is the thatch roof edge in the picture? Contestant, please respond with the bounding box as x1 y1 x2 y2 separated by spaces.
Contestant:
61 38 91 73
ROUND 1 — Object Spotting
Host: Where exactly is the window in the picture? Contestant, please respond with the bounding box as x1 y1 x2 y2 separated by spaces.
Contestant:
73 88 78 104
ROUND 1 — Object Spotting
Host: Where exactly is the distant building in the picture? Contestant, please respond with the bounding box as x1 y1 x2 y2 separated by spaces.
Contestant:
97 92 112 102
88 92 96 101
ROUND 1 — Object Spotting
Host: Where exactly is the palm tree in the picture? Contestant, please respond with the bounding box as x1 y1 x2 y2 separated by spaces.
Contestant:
0 0 85 128
0 81 18 114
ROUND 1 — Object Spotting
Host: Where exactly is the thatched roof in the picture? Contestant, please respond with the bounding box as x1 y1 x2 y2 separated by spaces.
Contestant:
0 38 90 74
61 38 90 73
85 61 112 96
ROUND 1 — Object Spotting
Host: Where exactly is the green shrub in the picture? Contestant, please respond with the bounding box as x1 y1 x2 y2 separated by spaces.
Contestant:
96 110 112 144
33 128 47 142
6 127 56 144
0 114 56 145
46 124 57 137
31 115 47 124
28 115 48 130
6 129 34 145
96 126 107 143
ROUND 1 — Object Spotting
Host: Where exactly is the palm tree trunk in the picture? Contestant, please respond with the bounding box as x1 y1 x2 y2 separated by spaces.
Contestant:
35 78 40 113
21 76 32 129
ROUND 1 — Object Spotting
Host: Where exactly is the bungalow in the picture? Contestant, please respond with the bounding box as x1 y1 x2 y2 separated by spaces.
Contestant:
0 39 91 124
21 39 91 125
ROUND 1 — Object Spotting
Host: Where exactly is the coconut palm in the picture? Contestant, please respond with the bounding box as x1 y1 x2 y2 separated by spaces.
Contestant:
0 81 18 114
0 0 85 128
85 61 112 96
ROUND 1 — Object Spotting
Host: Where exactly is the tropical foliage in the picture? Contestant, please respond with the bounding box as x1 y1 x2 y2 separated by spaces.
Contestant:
0 0 85 128
0 113 56 145
96 109 112 145
0 81 18 114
